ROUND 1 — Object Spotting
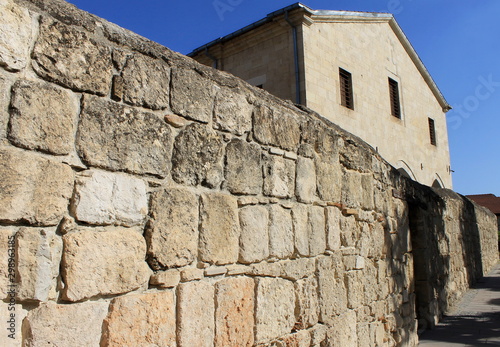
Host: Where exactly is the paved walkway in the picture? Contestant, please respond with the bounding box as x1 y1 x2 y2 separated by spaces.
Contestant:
419 263 500 346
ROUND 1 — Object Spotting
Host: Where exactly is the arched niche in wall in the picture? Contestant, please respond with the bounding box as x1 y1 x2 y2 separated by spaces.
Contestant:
395 160 417 182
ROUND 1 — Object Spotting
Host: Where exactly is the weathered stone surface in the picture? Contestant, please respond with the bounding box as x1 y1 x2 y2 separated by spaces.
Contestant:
146 187 198 269
325 207 342 251
172 123 224 188
325 310 357 346
295 277 319 329
225 138 262 195
72 170 148 227
253 105 300 151
164 114 188 128
77 95 172 177
8 79 79 155
23 301 109 346
16 227 62 302
263 154 295 199
239 205 269 264
200 192 240 265
255 277 295 343
268 205 294 259
315 155 342 202
280 258 316 281
214 87 253 135
0 147 73 226
102 291 176 347
361 174 375 210
317 254 347 324
0 71 12 140
345 270 364 309
310 324 328 346
215 277 255 347
180 268 204 282
0 228 15 300
0 301 27 346
295 157 316 203
150 269 181 288
281 330 312 347
0 0 32 71
32 18 113 95
292 204 309 256
250 261 282 278
116 54 170 109
171 67 218 123
62 228 151 301
340 215 359 248
309 206 326 256
178 281 215 347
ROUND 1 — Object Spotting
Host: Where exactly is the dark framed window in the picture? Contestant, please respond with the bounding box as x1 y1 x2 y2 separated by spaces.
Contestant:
388 78 401 118
428 117 437 146
339 68 354 110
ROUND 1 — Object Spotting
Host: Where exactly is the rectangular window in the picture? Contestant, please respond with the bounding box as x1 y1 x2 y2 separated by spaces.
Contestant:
388 78 401 118
339 68 354 110
428 118 437 146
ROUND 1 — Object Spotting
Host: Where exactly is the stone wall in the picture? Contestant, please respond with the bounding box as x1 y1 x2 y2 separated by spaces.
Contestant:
0 0 498 346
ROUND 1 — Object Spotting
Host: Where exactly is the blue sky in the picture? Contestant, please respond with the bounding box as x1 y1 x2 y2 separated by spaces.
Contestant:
67 0 500 196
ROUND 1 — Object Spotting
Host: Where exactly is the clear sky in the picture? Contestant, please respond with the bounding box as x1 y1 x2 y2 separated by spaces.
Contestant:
66 0 500 196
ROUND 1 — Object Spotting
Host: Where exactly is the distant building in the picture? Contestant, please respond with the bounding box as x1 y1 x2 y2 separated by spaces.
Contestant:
189 3 453 188
467 194 500 230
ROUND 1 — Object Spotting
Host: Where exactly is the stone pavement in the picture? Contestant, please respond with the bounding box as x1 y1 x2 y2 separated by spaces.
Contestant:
419 263 500 346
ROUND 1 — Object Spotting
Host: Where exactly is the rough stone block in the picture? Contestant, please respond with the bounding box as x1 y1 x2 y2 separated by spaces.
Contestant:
253 105 300 151
0 228 15 300
361 174 375 210
255 277 295 343
62 228 151 301
172 122 224 188
295 156 317 203
239 205 269 264
292 204 309 256
309 206 326 256
326 207 341 251
171 67 218 123
23 301 109 346
268 205 294 259
16 227 62 302
0 0 32 71
0 301 27 346
263 154 295 199
0 71 12 140
295 276 319 329
342 169 363 209
214 87 253 135
325 310 357 347
32 18 113 95
281 330 312 347
146 187 198 269
225 138 262 195
178 281 215 347
8 79 78 155
180 268 204 282
117 54 170 109
77 95 172 177
215 277 255 347
315 155 342 202
340 215 359 248
200 192 240 265
72 170 148 227
280 258 316 281
345 271 365 309
149 269 181 288
317 254 347 324
0 147 73 226
102 291 176 347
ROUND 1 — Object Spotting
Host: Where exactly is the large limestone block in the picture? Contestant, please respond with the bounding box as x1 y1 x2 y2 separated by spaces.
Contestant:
309 206 326 256
253 105 300 151
76 95 172 177
1 301 27 347
214 87 253 135
178 281 215 347
255 277 295 343
32 18 113 95
0 147 74 226
315 155 342 202
263 154 295 199
345 270 365 309
225 138 262 195
215 277 255 347
118 54 170 110
326 207 341 251
146 187 199 269
102 291 176 347
0 228 15 300
292 204 309 256
0 0 32 71
23 301 109 346
295 277 319 329
0 71 13 140
200 192 239 265
239 205 269 264
171 123 224 188
62 228 152 301
268 205 294 259
171 67 218 123
295 156 317 203
72 170 148 227
317 254 347 324
325 310 357 347
8 79 79 155
16 227 62 302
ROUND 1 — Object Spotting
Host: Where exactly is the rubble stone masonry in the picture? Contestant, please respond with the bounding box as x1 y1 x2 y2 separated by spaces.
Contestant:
0 0 498 346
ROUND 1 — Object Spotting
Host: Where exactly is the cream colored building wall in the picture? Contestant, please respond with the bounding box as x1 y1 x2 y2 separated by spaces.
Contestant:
302 20 452 188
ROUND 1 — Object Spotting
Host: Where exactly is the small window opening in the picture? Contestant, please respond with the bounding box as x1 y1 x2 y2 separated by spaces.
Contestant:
389 78 401 118
339 68 354 110
428 118 437 146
